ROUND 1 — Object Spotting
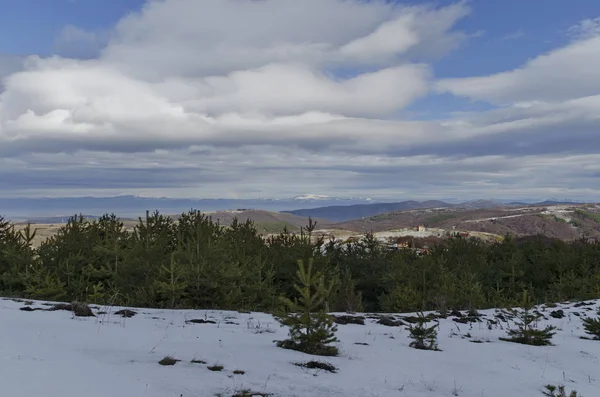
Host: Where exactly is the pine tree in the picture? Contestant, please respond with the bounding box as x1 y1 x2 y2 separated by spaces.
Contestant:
379 283 422 313
406 312 440 351
582 308 600 340
457 272 485 316
500 290 556 346
154 254 188 308
432 262 456 318
276 258 339 356
333 268 364 313
22 265 67 301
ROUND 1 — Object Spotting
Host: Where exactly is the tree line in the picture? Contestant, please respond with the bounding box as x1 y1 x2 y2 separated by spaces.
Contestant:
1 210 600 313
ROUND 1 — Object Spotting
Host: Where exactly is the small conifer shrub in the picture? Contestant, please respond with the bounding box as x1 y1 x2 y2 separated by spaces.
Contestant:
406 312 440 351
581 308 600 340
275 259 339 356
542 384 580 397
293 360 338 373
500 291 556 346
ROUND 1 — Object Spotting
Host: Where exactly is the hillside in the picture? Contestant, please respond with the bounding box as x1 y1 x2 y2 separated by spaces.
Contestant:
11 203 600 247
199 209 332 233
332 203 600 241
2 297 599 397
283 200 453 222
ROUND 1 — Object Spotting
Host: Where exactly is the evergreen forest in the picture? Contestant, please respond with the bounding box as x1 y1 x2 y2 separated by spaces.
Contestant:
1 210 600 314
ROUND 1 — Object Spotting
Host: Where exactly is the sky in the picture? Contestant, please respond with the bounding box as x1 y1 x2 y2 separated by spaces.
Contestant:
1 0 600 201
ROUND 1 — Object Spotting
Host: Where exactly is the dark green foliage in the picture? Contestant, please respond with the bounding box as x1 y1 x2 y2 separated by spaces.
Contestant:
207 364 224 371
158 356 179 366
406 312 440 351
232 369 245 375
542 384 581 397
332 267 364 312
2 211 600 316
276 259 339 356
293 360 338 373
500 291 556 346
582 309 600 340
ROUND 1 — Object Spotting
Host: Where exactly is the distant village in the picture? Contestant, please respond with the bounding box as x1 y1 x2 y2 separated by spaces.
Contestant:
324 224 474 257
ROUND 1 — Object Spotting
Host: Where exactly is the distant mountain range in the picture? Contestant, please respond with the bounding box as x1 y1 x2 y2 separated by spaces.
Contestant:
0 195 586 222
0 195 378 220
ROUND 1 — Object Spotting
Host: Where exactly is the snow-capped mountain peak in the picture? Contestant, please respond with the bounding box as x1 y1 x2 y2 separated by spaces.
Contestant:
293 194 331 200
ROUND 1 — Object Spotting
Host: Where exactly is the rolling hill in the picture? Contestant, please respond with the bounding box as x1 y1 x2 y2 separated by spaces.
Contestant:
282 200 454 222
334 203 600 241
11 202 600 247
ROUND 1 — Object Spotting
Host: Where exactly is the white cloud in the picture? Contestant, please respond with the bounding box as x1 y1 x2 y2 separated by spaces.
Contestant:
103 0 468 78
0 0 467 153
436 35 600 105
1 0 600 201
567 17 600 40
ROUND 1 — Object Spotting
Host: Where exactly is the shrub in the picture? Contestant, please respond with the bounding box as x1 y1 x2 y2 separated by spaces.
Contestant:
542 384 581 397
406 312 440 351
276 259 339 357
500 291 556 346
582 316 600 340
293 360 338 373
208 364 224 371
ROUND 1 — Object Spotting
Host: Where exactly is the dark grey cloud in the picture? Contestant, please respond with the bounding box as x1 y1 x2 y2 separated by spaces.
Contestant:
0 166 236 190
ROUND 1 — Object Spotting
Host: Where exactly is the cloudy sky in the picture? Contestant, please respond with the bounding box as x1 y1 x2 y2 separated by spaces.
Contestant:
1 0 600 201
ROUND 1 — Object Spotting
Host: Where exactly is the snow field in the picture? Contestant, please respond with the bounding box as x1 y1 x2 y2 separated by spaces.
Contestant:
1 298 599 397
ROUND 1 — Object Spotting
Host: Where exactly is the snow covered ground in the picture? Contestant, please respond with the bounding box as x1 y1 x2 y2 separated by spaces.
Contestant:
1 298 599 397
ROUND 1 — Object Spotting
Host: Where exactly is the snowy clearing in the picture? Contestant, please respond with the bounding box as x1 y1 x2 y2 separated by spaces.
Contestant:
1 298 599 397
